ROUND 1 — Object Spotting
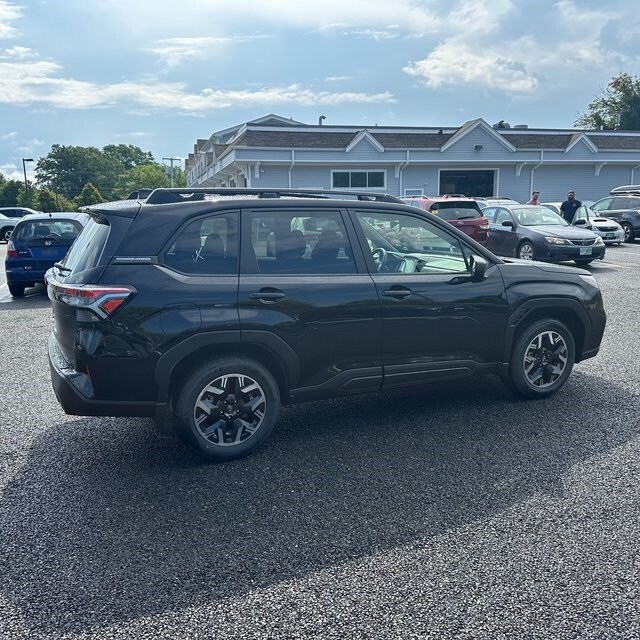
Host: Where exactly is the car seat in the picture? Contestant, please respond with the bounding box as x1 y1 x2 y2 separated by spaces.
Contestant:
275 229 307 271
311 229 341 268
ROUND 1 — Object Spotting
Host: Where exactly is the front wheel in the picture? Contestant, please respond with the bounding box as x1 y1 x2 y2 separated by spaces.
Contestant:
1 227 12 243
517 241 535 260
173 357 281 461
621 222 635 243
505 319 575 398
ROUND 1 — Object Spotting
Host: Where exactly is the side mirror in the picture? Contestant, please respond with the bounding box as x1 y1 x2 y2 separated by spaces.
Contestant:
501 220 515 228
470 255 488 282
573 218 587 226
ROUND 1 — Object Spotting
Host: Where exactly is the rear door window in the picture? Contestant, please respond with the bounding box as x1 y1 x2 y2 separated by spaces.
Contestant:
62 218 110 274
163 211 238 275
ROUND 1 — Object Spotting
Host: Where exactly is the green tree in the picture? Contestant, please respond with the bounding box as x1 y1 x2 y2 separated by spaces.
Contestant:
36 188 75 212
74 182 104 208
0 180 24 207
103 144 155 171
113 163 172 198
35 145 121 201
16 184 37 208
576 73 640 130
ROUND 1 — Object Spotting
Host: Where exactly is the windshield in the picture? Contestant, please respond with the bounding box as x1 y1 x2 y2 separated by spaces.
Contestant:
512 206 568 227
62 217 110 273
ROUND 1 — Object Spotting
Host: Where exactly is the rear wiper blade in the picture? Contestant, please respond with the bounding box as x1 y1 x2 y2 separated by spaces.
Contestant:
53 261 72 273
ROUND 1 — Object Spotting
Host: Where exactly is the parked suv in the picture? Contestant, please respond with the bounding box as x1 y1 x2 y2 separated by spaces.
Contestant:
46 188 606 461
590 190 640 242
401 195 489 244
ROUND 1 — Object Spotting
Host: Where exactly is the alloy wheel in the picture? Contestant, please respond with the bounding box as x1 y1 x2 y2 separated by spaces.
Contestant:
193 373 267 447
522 330 568 388
518 243 534 260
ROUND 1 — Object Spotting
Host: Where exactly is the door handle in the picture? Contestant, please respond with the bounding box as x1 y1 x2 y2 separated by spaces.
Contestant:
249 290 286 301
382 286 412 299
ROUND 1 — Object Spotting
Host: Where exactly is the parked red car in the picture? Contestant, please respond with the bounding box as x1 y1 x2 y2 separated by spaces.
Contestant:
401 196 489 244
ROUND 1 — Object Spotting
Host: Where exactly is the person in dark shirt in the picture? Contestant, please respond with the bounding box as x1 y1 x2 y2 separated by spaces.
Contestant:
560 190 582 223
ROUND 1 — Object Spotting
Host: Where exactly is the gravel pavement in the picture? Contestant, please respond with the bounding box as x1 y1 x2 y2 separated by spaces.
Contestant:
0 242 639 639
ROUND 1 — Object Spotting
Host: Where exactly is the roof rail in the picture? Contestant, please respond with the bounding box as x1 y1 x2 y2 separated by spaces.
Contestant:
144 187 404 205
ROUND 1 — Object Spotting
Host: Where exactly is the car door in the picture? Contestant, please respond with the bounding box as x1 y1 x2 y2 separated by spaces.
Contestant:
487 207 518 257
237 206 382 401
351 207 509 389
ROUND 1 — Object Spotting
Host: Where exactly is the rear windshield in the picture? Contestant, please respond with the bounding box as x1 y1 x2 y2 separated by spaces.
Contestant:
62 218 110 273
12 219 83 242
431 203 482 220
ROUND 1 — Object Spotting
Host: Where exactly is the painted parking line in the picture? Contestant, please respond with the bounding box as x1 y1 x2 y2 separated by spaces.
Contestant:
0 283 11 303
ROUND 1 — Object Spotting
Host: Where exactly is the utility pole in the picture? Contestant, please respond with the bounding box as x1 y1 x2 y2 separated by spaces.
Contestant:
22 158 34 198
162 157 182 187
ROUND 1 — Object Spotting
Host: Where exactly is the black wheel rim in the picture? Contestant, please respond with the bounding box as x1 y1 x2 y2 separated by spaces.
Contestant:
523 330 568 388
193 374 267 447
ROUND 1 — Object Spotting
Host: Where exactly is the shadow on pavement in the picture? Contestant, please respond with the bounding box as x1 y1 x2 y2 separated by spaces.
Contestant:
0 372 636 635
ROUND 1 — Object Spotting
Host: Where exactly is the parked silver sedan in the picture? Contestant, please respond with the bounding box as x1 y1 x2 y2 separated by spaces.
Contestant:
541 203 624 245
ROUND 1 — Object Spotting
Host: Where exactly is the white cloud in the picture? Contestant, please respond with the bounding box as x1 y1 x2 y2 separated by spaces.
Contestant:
0 0 21 39
404 41 539 93
146 35 271 69
403 0 636 95
325 76 351 82
0 56 394 110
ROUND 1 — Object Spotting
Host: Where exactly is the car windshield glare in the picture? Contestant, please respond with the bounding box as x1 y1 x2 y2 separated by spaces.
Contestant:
513 206 568 226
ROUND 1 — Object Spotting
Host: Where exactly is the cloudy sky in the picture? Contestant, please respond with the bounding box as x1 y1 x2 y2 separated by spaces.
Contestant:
1 0 639 182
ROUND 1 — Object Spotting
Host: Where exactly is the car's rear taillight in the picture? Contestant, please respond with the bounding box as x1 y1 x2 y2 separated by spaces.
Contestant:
48 280 135 319
6 240 18 258
479 217 489 230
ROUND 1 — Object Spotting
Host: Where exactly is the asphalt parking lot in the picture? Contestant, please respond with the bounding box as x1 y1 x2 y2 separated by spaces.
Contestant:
1 242 639 640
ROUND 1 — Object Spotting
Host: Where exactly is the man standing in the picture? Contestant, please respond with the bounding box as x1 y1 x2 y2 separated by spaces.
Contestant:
560 190 582 223
527 190 541 205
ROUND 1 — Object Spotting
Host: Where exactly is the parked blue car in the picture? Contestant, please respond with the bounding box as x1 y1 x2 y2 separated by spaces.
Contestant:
5 212 89 297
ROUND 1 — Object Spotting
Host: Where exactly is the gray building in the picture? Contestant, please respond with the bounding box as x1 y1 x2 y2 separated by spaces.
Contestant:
186 114 640 202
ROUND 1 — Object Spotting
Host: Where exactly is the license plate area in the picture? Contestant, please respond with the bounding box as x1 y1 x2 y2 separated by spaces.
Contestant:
604 233 615 239
580 246 592 255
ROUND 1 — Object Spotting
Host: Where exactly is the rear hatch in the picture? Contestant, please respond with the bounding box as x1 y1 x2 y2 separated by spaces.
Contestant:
430 202 489 243
9 218 84 271
46 211 134 367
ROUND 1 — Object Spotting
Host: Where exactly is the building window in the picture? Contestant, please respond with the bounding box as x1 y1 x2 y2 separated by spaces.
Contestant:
332 170 385 189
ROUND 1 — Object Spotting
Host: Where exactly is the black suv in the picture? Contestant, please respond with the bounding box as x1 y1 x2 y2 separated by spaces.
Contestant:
46 188 607 461
590 189 640 242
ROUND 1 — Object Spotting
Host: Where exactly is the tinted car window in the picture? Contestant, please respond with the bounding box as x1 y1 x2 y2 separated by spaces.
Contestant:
12 219 83 242
249 210 355 274
614 196 640 209
432 203 482 220
511 207 568 226
164 212 238 275
63 218 110 274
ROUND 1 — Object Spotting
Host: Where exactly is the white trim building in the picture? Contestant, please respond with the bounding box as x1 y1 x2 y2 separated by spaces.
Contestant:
185 114 640 202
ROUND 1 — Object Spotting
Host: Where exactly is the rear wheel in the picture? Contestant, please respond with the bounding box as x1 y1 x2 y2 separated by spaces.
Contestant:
8 283 25 298
505 319 575 398
517 241 535 260
621 222 634 243
173 357 281 461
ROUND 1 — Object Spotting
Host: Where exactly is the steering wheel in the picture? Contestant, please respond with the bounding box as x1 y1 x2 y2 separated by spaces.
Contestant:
371 247 388 271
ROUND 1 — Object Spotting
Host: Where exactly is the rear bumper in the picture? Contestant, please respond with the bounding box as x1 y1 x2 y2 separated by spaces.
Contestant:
5 267 47 284
48 332 159 420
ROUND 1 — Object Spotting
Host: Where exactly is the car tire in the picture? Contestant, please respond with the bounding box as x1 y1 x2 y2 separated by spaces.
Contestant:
173 356 281 461
621 222 634 243
505 318 575 399
517 241 535 260
8 283 25 298
1 227 12 243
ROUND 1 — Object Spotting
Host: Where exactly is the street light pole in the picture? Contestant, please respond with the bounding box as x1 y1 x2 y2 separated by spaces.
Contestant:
22 158 34 196
162 157 182 188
